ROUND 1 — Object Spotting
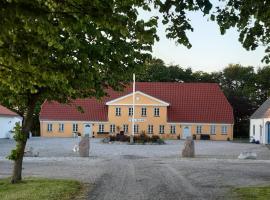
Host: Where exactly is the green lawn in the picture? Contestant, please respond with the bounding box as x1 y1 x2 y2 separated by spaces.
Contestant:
0 178 87 200
233 186 270 200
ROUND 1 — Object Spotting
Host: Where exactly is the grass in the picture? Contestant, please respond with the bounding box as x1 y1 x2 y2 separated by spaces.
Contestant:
0 177 87 200
233 186 270 200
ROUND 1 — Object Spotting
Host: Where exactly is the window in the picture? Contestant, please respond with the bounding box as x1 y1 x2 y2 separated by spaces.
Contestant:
59 123 64 132
47 123 52 132
128 107 133 116
141 107 147 117
133 124 139 134
170 125 176 134
253 125 255 136
72 123 78 132
123 124 129 133
221 125 227 134
148 125 153 134
115 107 121 116
110 124 115 133
159 125 165 134
260 125 263 136
99 124 104 133
196 125 202 134
154 107 160 117
210 125 216 135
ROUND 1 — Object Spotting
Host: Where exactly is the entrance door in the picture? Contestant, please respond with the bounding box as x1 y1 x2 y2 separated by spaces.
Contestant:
84 124 92 137
182 126 191 139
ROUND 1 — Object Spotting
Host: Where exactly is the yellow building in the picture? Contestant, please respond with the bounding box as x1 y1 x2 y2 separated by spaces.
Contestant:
40 83 234 140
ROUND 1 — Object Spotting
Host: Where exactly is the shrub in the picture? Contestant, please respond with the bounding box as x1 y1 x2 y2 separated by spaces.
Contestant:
109 135 116 141
192 134 196 140
157 138 165 145
227 137 230 141
177 135 181 140
151 135 160 142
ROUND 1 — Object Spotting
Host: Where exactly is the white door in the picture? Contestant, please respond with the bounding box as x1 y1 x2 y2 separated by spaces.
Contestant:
182 126 191 139
84 124 92 137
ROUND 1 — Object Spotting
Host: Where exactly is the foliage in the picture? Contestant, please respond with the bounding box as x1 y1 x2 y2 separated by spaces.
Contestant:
233 185 270 200
0 178 84 200
214 0 270 63
7 123 26 160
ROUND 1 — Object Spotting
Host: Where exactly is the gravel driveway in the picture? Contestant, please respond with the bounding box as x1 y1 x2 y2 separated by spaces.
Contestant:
1 138 270 200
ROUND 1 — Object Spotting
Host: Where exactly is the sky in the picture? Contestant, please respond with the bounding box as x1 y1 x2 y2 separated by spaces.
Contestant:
139 7 266 73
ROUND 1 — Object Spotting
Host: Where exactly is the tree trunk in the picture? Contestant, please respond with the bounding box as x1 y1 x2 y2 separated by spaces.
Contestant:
11 96 38 183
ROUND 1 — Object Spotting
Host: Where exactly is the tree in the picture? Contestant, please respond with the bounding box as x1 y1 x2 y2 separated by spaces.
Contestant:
214 0 270 63
0 0 214 183
217 64 257 138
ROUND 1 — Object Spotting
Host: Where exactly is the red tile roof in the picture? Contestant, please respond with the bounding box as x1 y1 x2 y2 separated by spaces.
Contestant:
40 83 234 123
0 105 19 116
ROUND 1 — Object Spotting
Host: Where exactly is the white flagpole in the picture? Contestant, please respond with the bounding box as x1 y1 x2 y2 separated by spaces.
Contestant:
131 73 135 143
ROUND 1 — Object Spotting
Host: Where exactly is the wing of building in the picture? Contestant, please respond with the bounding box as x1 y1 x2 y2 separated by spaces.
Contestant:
40 82 234 140
0 105 22 139
250 98 270 144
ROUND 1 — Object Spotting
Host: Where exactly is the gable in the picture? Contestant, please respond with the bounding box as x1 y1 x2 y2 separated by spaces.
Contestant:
106 91 170 106
251 98 270 119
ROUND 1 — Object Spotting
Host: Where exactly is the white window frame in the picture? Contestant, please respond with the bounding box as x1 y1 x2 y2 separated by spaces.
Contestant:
170 125 176 134
196 125 202 134
134 124 139 134
148 125 153 134
128 107 133 116
159 125 165 134
210 125 216 135
221 125 228 134
72 123 78 132
115 107 121 116
110 124 115 133
141 107 147 117
59 123 64 132
154 107 160 117
123 124 129 133
47 123 53 132
99 124 105 133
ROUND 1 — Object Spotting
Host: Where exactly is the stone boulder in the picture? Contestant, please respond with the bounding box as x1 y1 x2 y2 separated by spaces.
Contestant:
79 137 90 157
24 146 39 157
182 137 195 158
238 152 257 160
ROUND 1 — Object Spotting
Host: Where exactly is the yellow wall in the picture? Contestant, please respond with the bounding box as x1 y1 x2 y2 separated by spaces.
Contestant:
40 92 233 140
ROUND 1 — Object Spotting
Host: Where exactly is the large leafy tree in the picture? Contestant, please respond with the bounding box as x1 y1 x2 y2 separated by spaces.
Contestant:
0 0 214 183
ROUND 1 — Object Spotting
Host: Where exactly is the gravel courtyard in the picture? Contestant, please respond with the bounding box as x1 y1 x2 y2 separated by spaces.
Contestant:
1 138 270 200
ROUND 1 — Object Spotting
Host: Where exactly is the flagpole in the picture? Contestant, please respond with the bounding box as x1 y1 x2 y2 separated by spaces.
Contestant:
131 73 135 143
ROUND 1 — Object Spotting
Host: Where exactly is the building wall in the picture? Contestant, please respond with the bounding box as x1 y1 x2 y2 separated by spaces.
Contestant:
250 118 270 144
0 116 22 139
40 120 233 140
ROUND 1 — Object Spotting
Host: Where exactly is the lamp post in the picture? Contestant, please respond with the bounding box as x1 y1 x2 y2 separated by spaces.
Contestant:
130 73 135 144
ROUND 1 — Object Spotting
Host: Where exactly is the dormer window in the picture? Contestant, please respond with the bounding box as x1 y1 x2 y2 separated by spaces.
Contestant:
115 107 121 116
154 107 160 117
128 107 133 116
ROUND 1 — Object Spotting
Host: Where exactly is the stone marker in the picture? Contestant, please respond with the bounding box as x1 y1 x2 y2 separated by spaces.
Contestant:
24 146 39 157
238 152 257 160
182 137 195 158
79 137 90 157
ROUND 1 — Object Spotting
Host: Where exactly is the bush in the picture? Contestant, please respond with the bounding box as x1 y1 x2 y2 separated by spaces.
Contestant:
151 135 160 142
192 134 196 140
109 135 116 141
177 135 181 140
157 138 165 144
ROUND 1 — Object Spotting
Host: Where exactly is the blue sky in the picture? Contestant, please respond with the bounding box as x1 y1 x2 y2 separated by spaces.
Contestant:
140 8 265 72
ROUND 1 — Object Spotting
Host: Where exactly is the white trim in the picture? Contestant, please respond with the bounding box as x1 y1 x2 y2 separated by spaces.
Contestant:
40 120 109 124
106 91 170 106
107 104 168 107
168 122 233 125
